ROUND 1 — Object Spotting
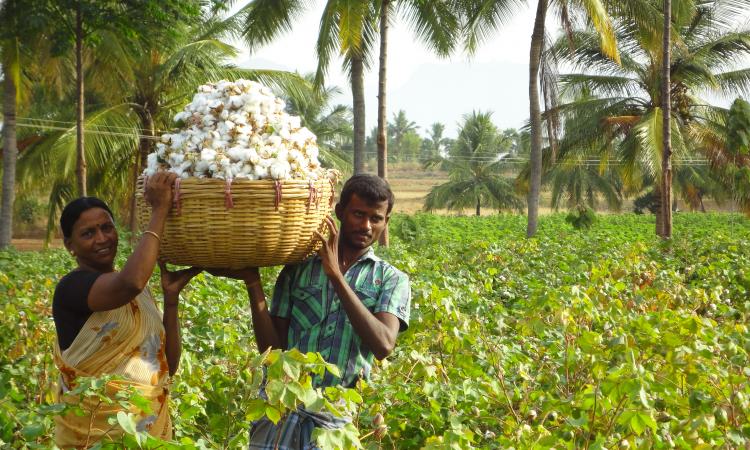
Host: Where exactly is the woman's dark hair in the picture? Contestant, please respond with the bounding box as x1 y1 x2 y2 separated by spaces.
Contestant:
60 197 115 239
339 174 395 214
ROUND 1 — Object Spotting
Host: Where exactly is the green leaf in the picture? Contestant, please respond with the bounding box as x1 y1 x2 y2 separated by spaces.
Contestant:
245 399 267 422
116 411 138 435
265 405 282 424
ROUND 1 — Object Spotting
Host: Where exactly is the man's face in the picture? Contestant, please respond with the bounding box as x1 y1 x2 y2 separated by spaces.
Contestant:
335 194 390 250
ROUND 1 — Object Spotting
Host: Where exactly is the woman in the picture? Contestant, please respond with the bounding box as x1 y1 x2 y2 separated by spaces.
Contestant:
52 172 200 447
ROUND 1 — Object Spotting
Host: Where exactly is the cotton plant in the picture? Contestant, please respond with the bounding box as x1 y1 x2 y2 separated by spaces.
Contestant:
144 79 332 182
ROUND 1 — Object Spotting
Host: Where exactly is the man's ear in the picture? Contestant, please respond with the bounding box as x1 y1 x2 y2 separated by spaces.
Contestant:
63 238 72 251
385 214 391 225
334 203 343 221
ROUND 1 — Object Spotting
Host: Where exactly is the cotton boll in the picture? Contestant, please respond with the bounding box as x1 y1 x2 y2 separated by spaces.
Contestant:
269 160 291 180
194 159 209 173
169 152 185 166
288 149 303 164
171 134 185 149
246 148 260 164
305 145 320 161
203 115 216 127
288 116 301 130
253 164 269 179
258 147 272 159
201 148 217 162
279 127 291 140
147 152 158 168
267 135 282 148
227 146 246 162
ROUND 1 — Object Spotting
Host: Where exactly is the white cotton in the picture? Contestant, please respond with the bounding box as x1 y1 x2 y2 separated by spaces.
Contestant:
147 152 158 167
169 152 185 165
151 79 330 180
267 135 282 148
258 147 272 159
201 148 217 162
269 160 291 180
227 147 245 162
253 164 269 179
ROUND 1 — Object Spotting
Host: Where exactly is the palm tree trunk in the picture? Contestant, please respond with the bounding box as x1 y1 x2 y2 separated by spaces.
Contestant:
660 0 672 238
654 185 663 234
0 69 18 248
75 2 87 197
130 109 154 233
377 0 390 247
527 0 548 237
476 196 481 216
351 54 366 175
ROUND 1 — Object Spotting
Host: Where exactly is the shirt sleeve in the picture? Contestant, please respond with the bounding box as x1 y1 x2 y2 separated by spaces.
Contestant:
270 265 296 319
373 269 411 332
55 270 101 314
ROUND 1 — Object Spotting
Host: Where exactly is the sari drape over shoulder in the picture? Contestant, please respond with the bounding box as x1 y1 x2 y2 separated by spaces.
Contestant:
53 288 172 448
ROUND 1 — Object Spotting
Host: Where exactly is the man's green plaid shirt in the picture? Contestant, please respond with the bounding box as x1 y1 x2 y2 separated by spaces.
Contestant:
270 247 411 388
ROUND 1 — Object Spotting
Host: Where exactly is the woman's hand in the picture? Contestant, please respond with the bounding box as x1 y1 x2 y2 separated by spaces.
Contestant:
159 261 201 305
207 267 261 287
144 171 178 213
313 216 341 279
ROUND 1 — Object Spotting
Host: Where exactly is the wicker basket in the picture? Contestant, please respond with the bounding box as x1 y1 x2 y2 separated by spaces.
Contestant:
136 177 335 268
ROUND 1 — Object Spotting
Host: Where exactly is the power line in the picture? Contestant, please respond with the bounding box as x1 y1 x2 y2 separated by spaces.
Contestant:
11 121 716 167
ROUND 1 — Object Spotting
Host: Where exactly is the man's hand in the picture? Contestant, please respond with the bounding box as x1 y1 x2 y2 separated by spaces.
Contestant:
313 216 342 279
159 262 201 305
207 267 261 287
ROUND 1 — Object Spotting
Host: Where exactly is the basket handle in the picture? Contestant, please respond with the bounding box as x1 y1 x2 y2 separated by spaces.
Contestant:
274 181 282 210
173 177 182 216
307 180 318 211
225 178 234 209
328 178 335 208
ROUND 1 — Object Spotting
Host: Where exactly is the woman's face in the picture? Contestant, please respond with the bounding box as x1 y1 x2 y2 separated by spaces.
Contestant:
65 207 118 272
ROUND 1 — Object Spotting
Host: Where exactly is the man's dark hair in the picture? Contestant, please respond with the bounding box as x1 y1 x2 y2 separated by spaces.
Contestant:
339 174 395 214
60 197 115 239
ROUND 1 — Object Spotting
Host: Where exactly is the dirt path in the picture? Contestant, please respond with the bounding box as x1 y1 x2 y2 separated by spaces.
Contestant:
11 239 63 252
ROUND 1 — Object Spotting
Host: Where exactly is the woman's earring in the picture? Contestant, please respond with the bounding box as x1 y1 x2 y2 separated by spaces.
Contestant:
69 250 75 257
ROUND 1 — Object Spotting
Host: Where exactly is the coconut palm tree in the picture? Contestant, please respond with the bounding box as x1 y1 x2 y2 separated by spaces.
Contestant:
460 0 619 236
375 0 459 172
388 109 419 161
0 2 22 249
0 0 49 248
422 122 451 159
424 111 523 215
548 0 750 226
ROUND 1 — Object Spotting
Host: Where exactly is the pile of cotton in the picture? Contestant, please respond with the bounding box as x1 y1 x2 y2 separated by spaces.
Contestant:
144 79 330 181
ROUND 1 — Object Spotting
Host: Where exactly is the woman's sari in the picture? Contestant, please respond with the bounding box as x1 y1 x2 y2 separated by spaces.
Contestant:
53 288 172 448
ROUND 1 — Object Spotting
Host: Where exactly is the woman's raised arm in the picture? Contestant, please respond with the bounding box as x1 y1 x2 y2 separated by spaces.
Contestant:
87 172 177 311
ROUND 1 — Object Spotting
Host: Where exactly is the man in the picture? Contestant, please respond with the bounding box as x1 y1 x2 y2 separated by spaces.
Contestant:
218 174 410 448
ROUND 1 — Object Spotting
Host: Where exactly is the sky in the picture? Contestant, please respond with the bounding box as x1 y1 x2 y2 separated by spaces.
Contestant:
234 2 538 139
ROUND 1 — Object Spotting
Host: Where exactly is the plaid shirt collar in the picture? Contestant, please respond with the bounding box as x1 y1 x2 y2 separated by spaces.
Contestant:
312 246 382 265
